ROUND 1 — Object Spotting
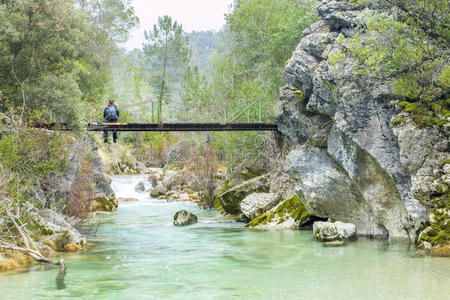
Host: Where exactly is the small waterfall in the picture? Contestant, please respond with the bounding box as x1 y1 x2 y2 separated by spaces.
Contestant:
110 174 154 201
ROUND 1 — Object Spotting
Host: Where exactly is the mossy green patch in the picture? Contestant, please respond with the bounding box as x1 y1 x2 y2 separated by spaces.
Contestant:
219 191 247 215
397 99 449 128
440 159 450 168
94 196 116 211
248 194 311 228
293 89 306 101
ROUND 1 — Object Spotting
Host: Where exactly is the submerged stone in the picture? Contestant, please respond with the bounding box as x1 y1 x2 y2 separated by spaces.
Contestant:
323 240 345 247
118 197 139 202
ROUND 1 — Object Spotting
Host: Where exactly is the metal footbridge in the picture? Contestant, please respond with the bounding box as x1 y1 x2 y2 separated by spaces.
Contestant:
86 122 278 132
41 98 279 132
88 98 278 132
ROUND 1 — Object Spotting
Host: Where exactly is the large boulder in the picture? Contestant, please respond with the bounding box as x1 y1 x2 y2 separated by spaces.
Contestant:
313 221 357 242
217 175 270 215
240 193 280 220
173 210 198 226
284 146 373 233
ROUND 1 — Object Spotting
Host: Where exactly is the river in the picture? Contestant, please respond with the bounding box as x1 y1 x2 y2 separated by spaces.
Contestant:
1 175 449 299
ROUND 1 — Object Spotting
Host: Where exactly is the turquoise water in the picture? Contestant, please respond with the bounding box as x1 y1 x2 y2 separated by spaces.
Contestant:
1 175 449 300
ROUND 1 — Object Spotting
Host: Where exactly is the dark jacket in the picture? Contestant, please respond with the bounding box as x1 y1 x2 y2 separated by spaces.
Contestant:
103 104 119 121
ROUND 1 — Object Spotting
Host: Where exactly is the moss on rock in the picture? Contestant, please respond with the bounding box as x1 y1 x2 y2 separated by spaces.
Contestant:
217 175 269 215
397 99 450 128
92 195 118 212
248 194 311 228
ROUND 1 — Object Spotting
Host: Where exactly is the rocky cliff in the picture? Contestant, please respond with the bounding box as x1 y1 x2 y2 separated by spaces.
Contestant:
277 0 449 245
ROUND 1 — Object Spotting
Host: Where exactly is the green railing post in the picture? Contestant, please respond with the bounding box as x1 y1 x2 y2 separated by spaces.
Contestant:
258 99 262 123
247 110 250 123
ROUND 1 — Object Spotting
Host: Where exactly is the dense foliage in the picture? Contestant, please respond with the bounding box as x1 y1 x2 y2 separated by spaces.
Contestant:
338 0 449 127
0 0 138 128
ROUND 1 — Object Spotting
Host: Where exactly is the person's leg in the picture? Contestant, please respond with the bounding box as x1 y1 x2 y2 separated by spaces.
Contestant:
113 130 117 143
112 120 118 143
103 119 108 142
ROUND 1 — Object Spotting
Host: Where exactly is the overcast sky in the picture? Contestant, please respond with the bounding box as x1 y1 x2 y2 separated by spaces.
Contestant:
120 0 233 50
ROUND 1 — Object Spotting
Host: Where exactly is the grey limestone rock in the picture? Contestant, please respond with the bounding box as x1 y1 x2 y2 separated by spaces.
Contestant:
30 209 86 246
284 146 371 233
313 221 357 242
150 184 167 198
240 193 280 220
217 175 270 215
173 210 198 226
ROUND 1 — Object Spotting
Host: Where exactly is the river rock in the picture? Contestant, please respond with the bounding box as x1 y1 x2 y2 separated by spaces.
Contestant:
217 175 270 215
173 210 198 226
240 193 280 220
313 221 357 242
150 184 167 198
134 181 151 192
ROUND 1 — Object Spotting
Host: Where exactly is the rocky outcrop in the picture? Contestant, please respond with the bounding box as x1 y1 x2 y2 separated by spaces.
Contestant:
240 193 280 220
29 209 86 247
173 210 198 226
313 221 357 242
98 143 147 175
276 0 448 243
24 133 117 213
87 142 118 212
217 175 270 215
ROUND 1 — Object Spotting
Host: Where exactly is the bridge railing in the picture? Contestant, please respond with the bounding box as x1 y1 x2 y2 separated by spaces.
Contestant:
227 99 262 124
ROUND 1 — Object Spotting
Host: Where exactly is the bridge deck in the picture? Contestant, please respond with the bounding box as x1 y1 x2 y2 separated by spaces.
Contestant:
87 122 278 132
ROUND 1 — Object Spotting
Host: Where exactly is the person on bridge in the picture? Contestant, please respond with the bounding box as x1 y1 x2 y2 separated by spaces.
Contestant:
103 99 120 143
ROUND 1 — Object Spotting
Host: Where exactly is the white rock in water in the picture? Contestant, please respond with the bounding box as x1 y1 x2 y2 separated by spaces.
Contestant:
313 221 357 242
173 210 198 226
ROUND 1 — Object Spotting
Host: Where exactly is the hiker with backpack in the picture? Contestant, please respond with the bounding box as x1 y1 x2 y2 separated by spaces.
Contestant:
103 99 120 143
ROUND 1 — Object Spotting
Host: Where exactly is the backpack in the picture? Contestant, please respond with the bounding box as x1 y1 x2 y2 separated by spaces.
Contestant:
105 105 118 121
